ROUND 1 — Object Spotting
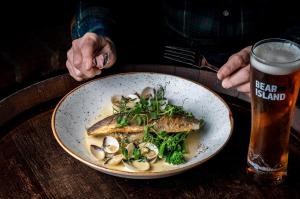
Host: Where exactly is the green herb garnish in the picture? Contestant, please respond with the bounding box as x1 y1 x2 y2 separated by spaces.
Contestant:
113 85 203 165
143 128 188 164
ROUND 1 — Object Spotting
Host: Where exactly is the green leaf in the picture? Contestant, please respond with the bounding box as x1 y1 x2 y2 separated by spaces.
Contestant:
159 142 166 157
122 148 129 159
135 116 142 126
116 115 129 127
167 151 185 165
150 112 158 119
116 116 122 124
157 131 167 138
133 148 142 160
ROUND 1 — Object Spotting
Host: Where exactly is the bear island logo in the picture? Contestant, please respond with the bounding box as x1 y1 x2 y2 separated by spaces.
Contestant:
255 80 286 101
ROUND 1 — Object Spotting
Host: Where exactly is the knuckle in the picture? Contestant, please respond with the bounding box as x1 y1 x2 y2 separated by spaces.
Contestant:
245 65 250 72
73 55 82 66
72 39 78 46
73 58 81 66
241 67 251 79
221 65 231 74
231 55 243 66
86 32 98 39
84 61 93 70
84 36 93 43
84 33 98 43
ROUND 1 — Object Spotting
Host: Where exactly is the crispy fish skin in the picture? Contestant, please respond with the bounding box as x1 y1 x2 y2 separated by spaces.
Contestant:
153 115 200 133
87 115 144 135
87 114 200 136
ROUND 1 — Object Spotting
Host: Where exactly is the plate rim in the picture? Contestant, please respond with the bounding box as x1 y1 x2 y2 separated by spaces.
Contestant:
51 72 234 178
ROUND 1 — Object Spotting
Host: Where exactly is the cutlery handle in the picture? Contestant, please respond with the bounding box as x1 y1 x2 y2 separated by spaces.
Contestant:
200 55 219 73
204 65 219 73
199 64 219 73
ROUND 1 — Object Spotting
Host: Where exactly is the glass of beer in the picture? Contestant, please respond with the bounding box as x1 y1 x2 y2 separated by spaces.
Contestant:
247 38 300 185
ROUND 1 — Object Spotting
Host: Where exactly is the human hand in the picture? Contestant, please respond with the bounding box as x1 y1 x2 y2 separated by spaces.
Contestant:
66 32 116 81
217 46 251 96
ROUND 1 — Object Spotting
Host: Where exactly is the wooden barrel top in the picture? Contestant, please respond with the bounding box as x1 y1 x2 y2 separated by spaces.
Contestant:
1 64 300 199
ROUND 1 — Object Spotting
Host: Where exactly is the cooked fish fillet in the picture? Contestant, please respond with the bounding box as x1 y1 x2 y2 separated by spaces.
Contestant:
87 114 200 136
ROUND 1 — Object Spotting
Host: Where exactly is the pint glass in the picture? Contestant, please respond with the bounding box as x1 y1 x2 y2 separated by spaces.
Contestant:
247 38 300 184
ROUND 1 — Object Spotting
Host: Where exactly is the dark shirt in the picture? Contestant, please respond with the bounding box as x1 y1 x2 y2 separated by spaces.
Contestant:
71 0 300 66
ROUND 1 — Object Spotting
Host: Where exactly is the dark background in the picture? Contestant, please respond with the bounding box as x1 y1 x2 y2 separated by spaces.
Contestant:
1 1 300 107
0 1 165 99
0 1 76 99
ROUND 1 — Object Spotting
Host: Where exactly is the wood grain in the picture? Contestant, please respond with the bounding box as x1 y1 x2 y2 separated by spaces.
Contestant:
0 74 80 127
1 65 300 199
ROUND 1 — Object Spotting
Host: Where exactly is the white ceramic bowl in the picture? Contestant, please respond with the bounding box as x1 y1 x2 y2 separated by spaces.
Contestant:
51 72 233 179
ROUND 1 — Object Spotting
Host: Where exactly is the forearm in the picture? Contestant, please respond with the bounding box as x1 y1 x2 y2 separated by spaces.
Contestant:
71 1 114 40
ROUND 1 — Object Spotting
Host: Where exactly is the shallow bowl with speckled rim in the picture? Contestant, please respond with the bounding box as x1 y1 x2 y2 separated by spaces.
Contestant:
51 72 233 179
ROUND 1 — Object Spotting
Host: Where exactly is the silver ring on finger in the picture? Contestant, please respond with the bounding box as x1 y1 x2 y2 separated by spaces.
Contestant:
103 52 110 66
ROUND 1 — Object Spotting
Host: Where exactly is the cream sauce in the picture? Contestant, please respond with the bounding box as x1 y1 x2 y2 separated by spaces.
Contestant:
84 111 203 172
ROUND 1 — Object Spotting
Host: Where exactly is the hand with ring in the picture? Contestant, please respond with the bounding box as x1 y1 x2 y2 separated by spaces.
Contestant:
66 32 117 81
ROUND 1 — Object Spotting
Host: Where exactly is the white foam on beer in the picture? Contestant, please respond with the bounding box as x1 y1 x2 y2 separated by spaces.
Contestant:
251 41 300 75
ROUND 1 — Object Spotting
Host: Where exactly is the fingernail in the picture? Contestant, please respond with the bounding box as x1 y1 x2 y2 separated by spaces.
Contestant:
222 80 231 89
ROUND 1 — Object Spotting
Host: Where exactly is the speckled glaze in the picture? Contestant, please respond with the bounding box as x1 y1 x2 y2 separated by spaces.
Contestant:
51 72 233 179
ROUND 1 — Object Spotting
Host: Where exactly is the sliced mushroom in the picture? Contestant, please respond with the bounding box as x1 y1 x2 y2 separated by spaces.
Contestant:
104 154 123 166
122 160 151 171
139 142 159 162
141 87 155 99
103 136 120 154
90 145 106 160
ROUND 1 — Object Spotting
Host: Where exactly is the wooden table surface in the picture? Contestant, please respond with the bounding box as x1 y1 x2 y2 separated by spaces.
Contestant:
1 65 300 199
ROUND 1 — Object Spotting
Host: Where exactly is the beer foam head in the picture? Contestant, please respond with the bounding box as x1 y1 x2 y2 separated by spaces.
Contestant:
251 39 300 75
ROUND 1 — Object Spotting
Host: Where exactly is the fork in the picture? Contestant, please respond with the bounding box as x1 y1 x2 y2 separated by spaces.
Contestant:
163 46 219 72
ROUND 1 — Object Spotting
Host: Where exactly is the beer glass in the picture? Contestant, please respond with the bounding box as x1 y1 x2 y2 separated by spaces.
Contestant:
247 38 300 185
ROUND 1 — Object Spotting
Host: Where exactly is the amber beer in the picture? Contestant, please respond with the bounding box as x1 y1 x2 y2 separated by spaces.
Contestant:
247 38 300 184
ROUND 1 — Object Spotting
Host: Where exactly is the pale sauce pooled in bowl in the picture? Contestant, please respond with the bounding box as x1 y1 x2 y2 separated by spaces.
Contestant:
84 125 202 172
84 86 206 172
